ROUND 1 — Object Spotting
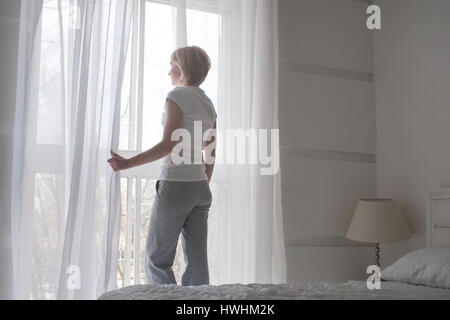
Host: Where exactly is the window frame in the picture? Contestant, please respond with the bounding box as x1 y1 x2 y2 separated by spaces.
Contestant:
31 0 230 288
117 0 228 286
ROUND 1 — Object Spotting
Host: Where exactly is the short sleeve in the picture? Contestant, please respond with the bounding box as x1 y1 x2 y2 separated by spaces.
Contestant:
166 88 184 111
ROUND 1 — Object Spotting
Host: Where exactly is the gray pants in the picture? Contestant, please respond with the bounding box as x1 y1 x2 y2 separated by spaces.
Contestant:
145 179 212 286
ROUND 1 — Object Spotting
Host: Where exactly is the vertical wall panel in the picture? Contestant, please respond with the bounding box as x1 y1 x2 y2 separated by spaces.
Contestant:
278 0 376 283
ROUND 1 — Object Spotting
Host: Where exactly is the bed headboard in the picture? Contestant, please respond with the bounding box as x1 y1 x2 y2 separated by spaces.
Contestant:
427 188 450 248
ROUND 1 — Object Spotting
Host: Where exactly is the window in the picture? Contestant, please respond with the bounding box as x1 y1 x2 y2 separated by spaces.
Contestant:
32 0 66 299
32 0 226 298
116 0 223 287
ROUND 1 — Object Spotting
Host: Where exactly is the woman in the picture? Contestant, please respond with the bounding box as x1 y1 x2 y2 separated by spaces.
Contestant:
107 46 217 286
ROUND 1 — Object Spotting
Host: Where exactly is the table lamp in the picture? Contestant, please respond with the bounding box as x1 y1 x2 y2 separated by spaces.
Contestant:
346 198 411 267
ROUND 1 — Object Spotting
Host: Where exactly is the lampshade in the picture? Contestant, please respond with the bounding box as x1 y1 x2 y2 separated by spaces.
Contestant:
346 199 411 243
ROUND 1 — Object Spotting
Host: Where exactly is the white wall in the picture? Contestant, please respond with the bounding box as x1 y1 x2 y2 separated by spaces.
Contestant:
0 0 21 299
278 0 376 283
374 0 450 266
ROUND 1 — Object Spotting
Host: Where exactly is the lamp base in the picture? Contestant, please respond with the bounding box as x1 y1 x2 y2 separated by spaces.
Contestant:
375 242 380 268
375 243 387 282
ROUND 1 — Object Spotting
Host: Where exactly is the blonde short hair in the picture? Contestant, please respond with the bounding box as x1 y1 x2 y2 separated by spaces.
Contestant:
171 46 211 86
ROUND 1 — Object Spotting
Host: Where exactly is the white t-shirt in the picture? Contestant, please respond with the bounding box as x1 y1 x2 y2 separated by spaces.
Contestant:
159 86 217 181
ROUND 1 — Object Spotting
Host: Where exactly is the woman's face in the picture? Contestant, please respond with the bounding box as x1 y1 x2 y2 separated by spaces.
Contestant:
168 61 183 86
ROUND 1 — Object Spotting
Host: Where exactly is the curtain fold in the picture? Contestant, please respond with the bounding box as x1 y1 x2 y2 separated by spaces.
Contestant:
10 0 134 299
8 0 44 300
213 0 286 284
163 0 287 285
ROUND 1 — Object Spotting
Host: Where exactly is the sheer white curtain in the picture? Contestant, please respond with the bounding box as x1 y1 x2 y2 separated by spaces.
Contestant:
210 0 286 284
10 0 134 299
7 0 286 300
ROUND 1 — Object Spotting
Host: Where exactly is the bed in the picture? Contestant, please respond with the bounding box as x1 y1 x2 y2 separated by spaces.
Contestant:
98 280 450 300
98 191 450 300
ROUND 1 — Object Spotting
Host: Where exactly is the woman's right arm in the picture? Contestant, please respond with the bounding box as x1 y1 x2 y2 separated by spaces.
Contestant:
204 120 216 183
126 98 182 169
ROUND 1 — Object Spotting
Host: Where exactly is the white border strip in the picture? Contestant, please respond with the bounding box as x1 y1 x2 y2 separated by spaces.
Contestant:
281 146 375 164
286 236 371 247
280 59 374 83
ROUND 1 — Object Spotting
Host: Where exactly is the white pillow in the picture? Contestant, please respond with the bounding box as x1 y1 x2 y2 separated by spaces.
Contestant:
381 247 450 289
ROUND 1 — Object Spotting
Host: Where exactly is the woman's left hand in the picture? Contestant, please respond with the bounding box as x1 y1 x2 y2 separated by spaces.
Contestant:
107 150 130 172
